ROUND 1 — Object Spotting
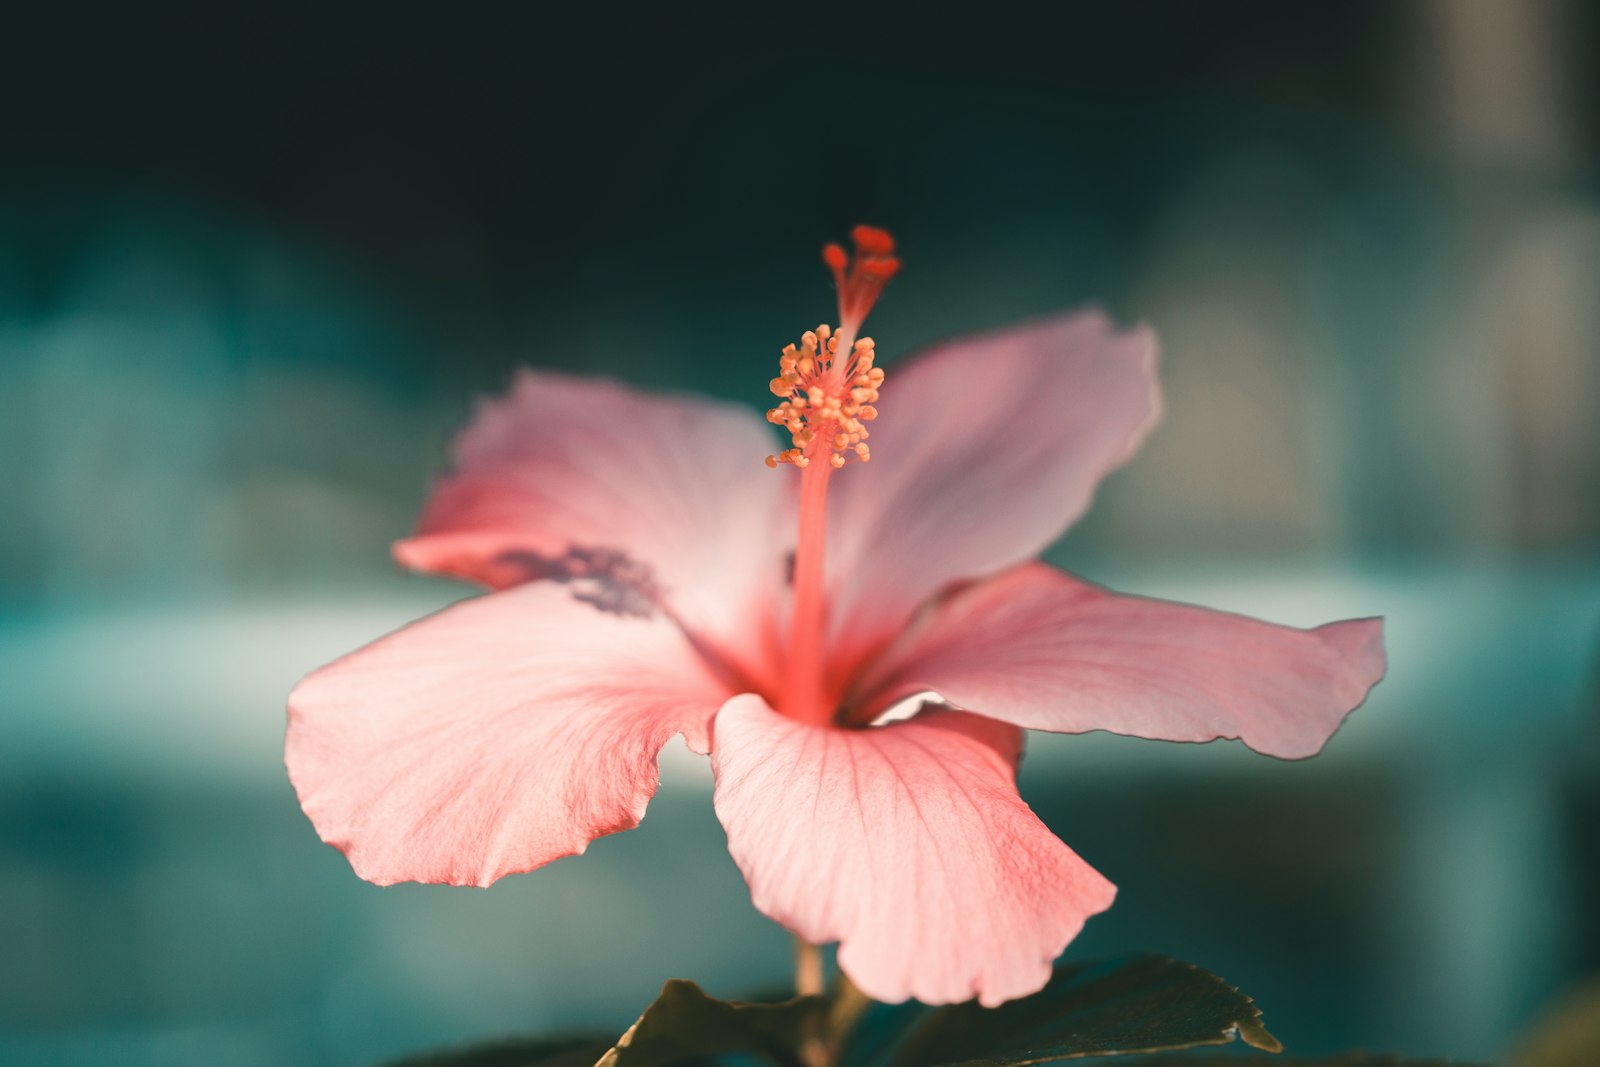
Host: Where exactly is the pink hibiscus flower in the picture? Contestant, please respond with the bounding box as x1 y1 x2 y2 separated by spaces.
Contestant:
286 228 1385 1008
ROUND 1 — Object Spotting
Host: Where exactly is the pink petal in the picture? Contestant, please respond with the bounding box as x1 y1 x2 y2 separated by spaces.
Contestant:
287 583 734 887
823 311 1160 675
711 694 1116 1007
393 372 790 688
854 564 1386 760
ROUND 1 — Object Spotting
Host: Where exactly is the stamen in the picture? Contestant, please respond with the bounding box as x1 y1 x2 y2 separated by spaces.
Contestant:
764 330 883 468
762 227 897 471
761 227 900 726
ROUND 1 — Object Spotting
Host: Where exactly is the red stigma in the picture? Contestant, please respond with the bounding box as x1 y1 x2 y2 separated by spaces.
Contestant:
850 225 895 256
825 225 899 334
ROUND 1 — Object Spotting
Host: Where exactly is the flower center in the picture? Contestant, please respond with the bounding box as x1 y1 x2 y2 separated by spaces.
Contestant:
764 227 897 726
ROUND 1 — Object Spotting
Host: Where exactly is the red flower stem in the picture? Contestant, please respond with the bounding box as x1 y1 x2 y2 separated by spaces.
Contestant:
783 456 834 725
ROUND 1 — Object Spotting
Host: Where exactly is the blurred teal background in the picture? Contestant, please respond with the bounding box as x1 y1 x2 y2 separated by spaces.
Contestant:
2 1 1598 1064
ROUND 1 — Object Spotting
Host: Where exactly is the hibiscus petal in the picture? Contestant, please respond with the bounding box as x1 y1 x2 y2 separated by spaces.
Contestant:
393 372 789 686
823 310 1160 670
711 694 1116 1007
287 583 734 887
854 564 1386 760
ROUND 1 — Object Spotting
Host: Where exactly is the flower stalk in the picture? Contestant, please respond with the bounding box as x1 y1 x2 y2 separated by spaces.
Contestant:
794 937 873 1067
794 935 825 999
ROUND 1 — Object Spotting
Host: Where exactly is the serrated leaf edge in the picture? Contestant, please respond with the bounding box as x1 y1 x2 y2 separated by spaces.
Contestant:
1213 965 1282 1054
924 955 1283 1067
1157 956 1282 1055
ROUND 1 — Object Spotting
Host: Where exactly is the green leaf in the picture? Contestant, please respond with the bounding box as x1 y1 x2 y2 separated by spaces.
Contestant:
598 979 828 1067
384 1034 615 1067
1133 1056 1485 1066
878 953 1281 1067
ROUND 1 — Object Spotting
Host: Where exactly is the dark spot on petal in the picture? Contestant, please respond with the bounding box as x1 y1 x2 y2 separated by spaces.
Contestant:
492 546 662 619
